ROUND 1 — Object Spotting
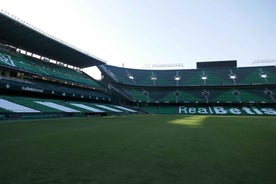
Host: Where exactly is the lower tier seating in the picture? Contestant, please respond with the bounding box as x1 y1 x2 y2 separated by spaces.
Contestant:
0 96 137 119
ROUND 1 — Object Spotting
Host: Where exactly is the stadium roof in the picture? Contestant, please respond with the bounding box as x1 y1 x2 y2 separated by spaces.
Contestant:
0 11 105 68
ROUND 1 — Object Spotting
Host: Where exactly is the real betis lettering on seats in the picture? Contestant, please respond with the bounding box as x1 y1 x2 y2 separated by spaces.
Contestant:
179 106 276 115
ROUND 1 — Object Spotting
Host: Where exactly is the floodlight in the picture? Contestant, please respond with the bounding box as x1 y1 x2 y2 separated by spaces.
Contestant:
201 76 207 80
174 76 181 81
229 75 236 79
128 75 134 80
260 73 267 78
151 76 157 80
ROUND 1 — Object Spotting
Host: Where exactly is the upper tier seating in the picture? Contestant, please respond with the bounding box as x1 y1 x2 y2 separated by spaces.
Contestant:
99 65 276 86
0 49 103 88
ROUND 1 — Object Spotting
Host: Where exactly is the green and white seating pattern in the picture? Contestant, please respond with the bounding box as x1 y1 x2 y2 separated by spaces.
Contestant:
99 65 276 86
0 96 137 114
0 50 103 88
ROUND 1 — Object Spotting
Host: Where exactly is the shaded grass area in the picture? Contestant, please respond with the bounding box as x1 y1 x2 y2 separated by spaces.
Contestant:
0 115 276 184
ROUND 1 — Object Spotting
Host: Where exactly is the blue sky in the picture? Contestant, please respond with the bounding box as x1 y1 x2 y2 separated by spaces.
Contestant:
1 0 276 76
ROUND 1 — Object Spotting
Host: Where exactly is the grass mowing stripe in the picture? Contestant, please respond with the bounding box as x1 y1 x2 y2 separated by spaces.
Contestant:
0 115 275 184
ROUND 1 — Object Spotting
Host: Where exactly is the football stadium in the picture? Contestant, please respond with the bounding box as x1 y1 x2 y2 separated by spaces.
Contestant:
0 7 276 184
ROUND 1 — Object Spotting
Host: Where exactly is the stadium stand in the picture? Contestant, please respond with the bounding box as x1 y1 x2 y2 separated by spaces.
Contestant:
0 49 103 88
0 95 137 119
98 63 275 115
0 75 110 101
0 12 142 119
98 64 276 87
0 11 275 119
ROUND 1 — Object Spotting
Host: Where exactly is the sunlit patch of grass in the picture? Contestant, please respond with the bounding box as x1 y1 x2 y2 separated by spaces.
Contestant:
168 116 207 128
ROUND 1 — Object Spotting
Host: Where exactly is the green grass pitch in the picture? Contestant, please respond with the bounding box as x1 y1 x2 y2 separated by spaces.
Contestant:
0 115 276 184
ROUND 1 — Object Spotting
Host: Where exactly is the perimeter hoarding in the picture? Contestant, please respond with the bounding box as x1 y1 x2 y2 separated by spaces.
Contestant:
179 106 276 115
